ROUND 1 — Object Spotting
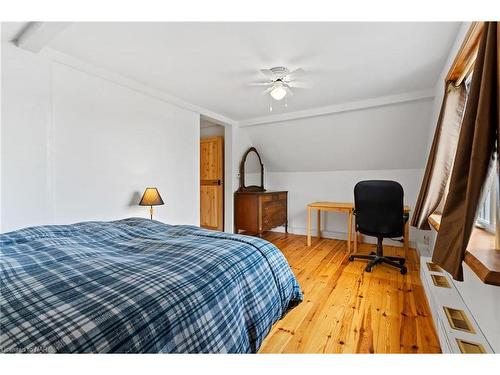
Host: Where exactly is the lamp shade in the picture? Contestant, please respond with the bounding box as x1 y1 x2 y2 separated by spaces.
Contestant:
139 187 164 206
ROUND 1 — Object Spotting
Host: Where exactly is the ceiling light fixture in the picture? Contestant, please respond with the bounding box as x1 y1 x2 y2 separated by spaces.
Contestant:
248 66 312 111
270 81 287 101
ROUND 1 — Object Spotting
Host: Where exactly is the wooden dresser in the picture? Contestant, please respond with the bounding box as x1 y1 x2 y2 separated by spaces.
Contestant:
234 191 288 236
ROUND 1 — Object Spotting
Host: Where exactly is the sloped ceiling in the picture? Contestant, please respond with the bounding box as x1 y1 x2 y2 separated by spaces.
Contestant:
40 22 460 121
244 98 434 172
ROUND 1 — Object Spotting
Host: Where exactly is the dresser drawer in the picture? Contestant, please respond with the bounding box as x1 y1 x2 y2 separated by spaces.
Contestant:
262 201 287 230
261 194 276 203
234 191 288 234
260 192 287 203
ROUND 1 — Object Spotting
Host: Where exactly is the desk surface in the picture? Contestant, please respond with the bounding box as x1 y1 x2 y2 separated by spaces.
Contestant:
308 201 410 212
308 202 354 209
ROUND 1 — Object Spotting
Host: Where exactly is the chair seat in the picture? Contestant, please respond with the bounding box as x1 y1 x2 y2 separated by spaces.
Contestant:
357 229 403 238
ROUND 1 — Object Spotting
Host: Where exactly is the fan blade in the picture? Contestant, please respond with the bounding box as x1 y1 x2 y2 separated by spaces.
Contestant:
285 68 306 80
284 87 294 96
261 86 274 95
247 82 273 86
260 69 276 79
287 80 313 89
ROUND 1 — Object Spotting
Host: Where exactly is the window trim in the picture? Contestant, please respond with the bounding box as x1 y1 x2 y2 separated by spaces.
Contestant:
475 177 496 234
428 212 500 286
446 22 484 86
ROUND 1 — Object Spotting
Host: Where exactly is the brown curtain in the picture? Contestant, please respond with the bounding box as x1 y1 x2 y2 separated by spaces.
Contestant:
432 22 499 281
411 83 467 229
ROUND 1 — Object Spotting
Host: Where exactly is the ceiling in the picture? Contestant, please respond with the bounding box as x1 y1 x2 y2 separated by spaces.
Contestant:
1 22 28 41
6 22 461 121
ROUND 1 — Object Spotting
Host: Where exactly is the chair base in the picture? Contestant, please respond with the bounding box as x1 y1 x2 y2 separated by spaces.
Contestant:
348 237 407 275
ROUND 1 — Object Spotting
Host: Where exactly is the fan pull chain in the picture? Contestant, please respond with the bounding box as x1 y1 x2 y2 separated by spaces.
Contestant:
269 96 273 112
285 95 288 108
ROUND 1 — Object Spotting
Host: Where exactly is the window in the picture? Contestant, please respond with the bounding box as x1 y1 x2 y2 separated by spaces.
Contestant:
475 159 498 234
476 180 495 232
465 71 498 234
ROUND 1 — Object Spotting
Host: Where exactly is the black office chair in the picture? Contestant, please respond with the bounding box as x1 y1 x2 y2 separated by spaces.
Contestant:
348 180 408 275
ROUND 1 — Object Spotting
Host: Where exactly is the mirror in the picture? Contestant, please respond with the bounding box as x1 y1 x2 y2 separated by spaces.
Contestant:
238 147 265 192
245 152 261 187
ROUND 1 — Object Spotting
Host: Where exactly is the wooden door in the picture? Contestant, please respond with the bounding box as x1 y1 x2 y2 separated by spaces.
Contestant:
200 136 224 230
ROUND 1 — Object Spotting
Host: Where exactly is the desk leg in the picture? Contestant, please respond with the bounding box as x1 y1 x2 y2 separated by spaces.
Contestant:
317 209 321 239
347 211 352 253
307 207 311 246
353 211 358 253
404 220 409 258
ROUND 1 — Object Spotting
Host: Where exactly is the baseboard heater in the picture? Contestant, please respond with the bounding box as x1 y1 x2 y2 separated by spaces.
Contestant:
420 256 494 353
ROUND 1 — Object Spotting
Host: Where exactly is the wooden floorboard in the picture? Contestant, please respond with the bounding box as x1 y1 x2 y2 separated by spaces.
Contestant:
258 232 441 354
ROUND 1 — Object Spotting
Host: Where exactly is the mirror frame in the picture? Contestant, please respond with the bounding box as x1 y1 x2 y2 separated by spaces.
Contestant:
238 147 265 192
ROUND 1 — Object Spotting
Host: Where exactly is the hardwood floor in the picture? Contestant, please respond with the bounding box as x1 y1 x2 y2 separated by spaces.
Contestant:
258 232 441 354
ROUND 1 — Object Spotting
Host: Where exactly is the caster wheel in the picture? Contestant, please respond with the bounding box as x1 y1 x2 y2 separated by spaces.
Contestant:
348 255 354 262
400 267 407 275
365 266 372 273
399 259 406 266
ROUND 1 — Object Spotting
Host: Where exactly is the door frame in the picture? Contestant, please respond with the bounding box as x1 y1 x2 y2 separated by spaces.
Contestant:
200 115 235 234
200 136 224 231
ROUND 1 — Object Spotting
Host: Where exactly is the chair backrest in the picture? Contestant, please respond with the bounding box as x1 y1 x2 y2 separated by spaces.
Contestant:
354 180 404 238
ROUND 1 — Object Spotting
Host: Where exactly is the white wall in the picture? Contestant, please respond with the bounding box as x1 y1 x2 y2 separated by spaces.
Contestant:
1 42 200 232
200 122 225 138
264 169 423 246
1 43 53 231
240 98 434 246
232 125 253 191
52 63 199 225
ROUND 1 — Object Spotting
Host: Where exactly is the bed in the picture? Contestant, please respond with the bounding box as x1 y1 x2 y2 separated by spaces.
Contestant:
0 218 302 353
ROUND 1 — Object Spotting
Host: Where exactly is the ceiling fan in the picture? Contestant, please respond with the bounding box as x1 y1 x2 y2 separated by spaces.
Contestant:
248 67 312 110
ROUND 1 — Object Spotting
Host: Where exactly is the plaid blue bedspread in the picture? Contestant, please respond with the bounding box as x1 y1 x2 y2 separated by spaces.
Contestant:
0 218 302 353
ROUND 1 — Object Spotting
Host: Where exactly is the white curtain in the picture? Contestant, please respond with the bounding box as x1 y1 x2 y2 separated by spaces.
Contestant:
412 82 467 229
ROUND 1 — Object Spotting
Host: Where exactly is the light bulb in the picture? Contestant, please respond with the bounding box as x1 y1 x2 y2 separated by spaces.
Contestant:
270 84 287 101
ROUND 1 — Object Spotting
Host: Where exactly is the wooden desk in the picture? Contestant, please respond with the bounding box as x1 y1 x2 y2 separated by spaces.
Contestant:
307 202 355 251
307 202 410 255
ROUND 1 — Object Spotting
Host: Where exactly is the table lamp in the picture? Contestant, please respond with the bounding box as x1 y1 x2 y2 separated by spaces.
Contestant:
139 187 164 220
